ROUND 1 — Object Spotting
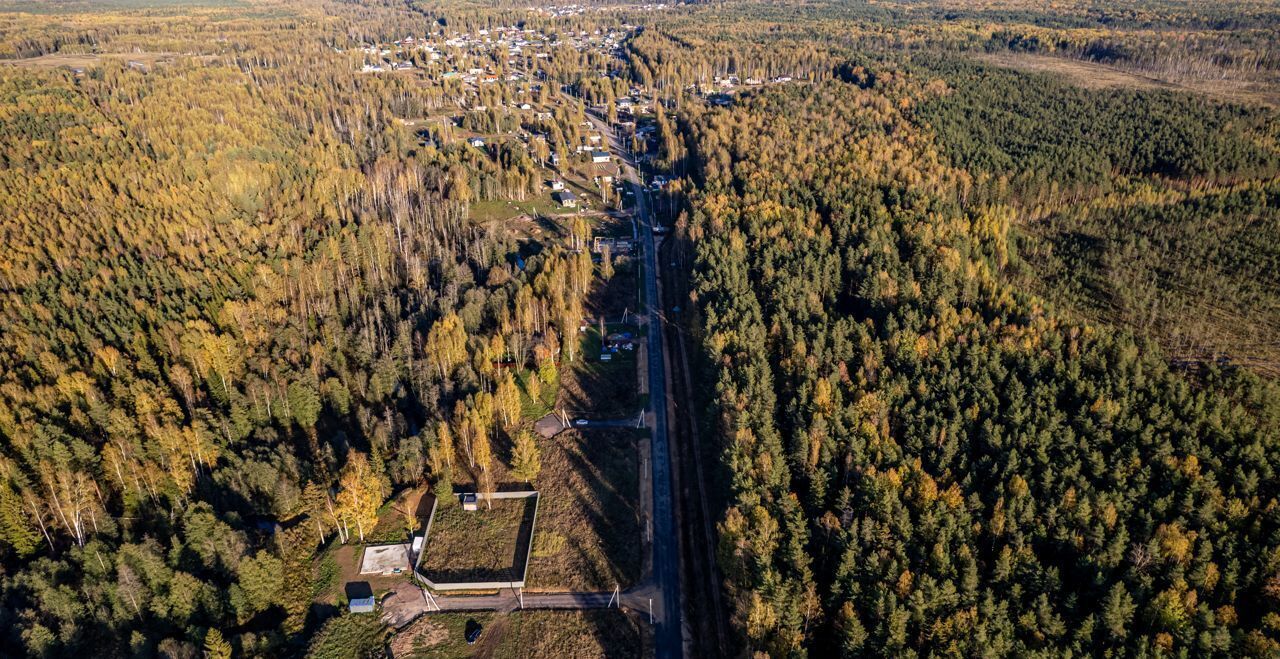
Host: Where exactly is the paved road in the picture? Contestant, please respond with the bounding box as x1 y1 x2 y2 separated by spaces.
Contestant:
384 584 667 622
610 122 684 659
436 590 618 612
570 415 643 429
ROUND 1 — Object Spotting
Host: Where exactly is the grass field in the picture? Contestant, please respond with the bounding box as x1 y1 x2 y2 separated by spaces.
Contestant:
976 51 1280 107
389 610 649 659
437 427 641 591
526 428 642 590
557 323 639 418
470 197 564 224
516 367 559 420
420 497 533 584
587 257 638 320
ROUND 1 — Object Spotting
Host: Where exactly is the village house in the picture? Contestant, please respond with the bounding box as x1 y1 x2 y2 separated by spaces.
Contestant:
556 190 578 208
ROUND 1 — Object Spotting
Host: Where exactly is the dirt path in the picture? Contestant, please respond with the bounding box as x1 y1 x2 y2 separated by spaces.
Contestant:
472 615 510 658
660 230 732 657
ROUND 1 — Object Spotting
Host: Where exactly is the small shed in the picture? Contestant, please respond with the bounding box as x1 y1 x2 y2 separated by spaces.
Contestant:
534 413 567 439
555 190 578 208
461 493 479 511
350 597 375 614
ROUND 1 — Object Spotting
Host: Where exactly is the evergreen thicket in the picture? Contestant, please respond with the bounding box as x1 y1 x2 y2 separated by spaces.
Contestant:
685 72 1280 656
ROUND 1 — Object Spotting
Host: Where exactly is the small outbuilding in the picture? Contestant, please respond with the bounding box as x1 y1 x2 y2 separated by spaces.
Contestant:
461 493 479 511
555 190 578 208
534 413 567 439
349 597 376 614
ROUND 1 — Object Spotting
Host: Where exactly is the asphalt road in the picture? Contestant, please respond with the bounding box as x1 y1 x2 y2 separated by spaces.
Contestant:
584 110 683 658
619 135 684 659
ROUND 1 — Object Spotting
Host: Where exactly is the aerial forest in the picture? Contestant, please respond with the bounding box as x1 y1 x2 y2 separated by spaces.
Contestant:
1 0 1279 657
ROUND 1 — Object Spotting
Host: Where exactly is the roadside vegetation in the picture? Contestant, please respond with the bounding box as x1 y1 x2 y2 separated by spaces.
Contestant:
388 610 648 659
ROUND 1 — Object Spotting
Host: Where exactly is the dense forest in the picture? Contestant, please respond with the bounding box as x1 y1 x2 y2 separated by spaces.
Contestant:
1 0 1279 656
683 71 1280 655
0 0 608 656
645 3 1280 653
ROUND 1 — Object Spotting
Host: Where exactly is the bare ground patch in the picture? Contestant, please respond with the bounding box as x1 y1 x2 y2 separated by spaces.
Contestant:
975 52 1280 107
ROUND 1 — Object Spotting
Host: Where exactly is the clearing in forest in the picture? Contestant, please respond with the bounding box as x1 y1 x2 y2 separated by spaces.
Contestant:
418 495 536 586
976 51 1280 107
525 428 642 591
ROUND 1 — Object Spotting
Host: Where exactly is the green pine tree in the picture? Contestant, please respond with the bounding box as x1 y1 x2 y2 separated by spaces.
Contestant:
0 485 39 558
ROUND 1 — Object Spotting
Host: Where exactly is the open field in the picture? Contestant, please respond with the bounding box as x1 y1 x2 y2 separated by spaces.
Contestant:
317 543 409 610
420 497 533 584
440 426 641 591
389 610 649 659
557 323 640 417
0 51 198 69
586 257 637 320
976 52 1280 107
526 428 642 591
470 197 565 225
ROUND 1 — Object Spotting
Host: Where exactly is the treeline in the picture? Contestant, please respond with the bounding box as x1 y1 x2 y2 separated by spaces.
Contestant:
683 67 1280 656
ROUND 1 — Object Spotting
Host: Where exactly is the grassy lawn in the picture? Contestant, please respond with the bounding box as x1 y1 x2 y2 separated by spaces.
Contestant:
389 610 649 659
557 324 639 418
420 497 534 584
470 197 564 224
434 427 641 591
516 367 558 420
318 543 409 608
587 257 638 319
365 487 424 544
527 428 641 591
306 611 388 659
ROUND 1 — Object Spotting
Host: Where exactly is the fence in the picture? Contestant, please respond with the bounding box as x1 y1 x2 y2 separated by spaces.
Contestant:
414 490 541 591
